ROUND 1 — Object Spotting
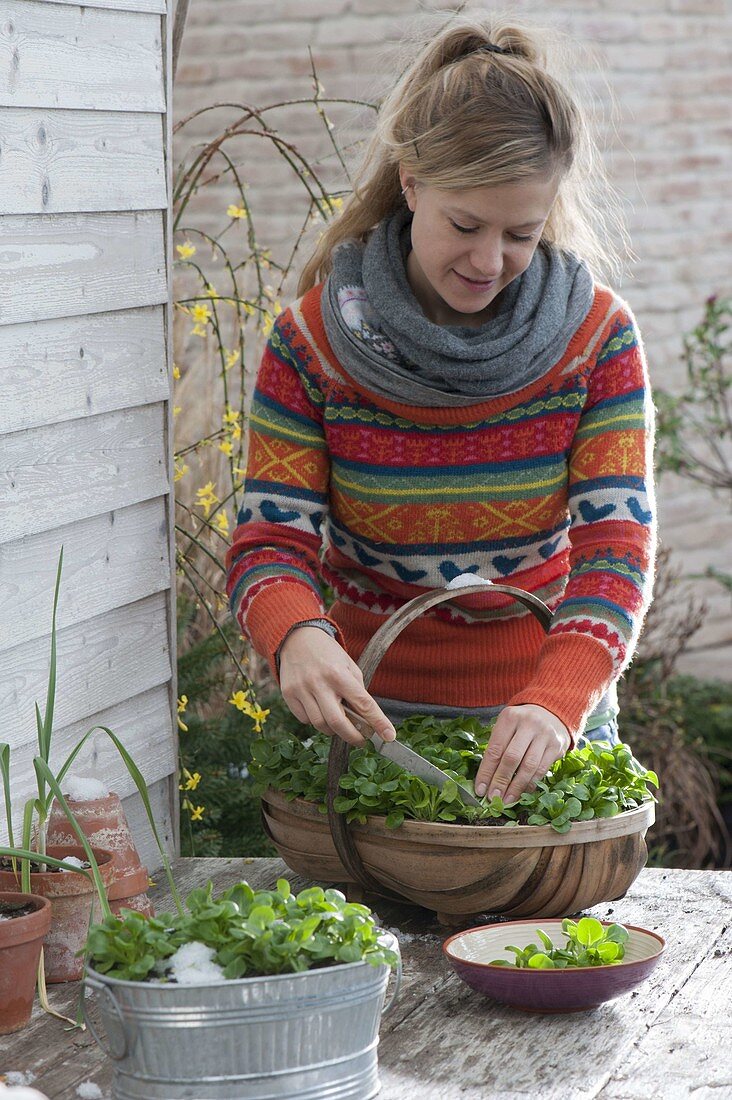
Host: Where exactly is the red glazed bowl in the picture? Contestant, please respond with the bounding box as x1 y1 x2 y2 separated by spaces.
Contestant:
443 918 665 1013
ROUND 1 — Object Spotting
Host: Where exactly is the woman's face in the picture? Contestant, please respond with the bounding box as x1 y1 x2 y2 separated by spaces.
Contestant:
398 169 560 327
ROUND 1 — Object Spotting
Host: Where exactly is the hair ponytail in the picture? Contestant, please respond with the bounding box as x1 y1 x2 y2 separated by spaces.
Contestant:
297 14 629 295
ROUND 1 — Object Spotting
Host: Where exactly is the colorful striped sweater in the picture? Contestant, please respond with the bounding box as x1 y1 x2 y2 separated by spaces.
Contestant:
226 282 656 741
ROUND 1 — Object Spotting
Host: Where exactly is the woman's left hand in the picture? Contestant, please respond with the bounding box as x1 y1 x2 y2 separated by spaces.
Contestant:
474 704 571 804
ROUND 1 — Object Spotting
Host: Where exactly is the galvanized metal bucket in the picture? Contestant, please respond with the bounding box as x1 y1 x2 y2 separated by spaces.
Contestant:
83 932 401 1100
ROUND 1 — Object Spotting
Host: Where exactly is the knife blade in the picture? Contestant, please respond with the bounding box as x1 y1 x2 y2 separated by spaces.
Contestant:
342 704 482 808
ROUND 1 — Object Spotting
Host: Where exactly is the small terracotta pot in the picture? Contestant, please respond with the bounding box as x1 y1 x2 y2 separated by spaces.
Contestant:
46 791 143 880
0 846 116 983
0 891 52 1034
46 793 154 919
108 863 155 918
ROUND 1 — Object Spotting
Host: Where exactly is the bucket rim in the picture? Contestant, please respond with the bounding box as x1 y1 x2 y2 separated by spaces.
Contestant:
84 929 399 991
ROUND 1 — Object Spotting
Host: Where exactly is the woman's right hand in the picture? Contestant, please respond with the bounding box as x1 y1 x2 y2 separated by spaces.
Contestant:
278 626 397 746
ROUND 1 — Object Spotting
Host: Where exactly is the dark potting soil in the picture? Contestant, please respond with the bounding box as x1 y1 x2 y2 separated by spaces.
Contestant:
0 857 91 873
0 899 36 919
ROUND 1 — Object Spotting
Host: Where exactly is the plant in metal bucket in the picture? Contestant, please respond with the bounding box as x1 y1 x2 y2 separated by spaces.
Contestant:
86 877 398 982
83 878 401 1100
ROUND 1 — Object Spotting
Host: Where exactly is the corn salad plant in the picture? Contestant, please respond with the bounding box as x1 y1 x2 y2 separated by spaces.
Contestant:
86 878 398 983
489 917 630 969
249 714 658 835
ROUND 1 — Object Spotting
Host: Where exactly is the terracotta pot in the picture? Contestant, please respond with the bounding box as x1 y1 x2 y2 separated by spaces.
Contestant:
46 793 154 919
262 787 654 924
0 846 116 983
46 791 143 880
0 891 52 1034
108 863 155 919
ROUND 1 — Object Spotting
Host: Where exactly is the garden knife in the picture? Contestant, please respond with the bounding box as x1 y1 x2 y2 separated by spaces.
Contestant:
342 704 482 807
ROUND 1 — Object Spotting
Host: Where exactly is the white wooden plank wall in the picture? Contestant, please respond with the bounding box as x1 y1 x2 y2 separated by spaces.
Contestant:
0 1 177 861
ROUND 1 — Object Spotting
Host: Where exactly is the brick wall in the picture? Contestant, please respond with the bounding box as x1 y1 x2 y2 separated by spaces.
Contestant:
173 0 732 677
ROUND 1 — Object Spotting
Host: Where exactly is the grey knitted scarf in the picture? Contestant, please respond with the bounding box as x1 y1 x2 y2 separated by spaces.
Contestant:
321 206 595 407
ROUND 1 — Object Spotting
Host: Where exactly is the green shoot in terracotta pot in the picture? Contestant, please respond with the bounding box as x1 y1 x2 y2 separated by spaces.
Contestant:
0 546 182 1021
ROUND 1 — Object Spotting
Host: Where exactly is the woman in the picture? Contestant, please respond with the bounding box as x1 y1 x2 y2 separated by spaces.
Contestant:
226 15 656 806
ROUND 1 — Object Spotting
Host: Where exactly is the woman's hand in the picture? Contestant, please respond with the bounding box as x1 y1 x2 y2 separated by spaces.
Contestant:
475 704 570 803
278 626 397 746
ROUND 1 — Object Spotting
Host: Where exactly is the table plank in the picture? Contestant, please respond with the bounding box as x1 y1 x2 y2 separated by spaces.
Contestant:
596 921 732 1100
1 859 729 1100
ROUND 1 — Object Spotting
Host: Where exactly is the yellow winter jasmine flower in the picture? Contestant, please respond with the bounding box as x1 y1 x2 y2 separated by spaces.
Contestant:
196 481 220 518
248 703 270 732
262 312 274 337
223 408 241 425
231 423 242 441
174 458 189 482
173 363 181 380
224 349 239 371
213 510 230 535
233 466 246 477
177 695 189 733
205 284 218 298
191 324 207 338
191 304 212 325
189 805 205 822
229 691 270 732
243 301 256 316
328 196 344 213
173 405 182 417
227 204 246 219
176 242 196 260
218 439 233 457
179 768 202 792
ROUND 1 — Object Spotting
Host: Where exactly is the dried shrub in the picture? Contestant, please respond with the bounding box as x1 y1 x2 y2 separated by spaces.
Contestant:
619 548 731 868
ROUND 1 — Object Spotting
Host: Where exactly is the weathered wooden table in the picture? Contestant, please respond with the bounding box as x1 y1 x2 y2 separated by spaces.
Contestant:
2 858 730 1099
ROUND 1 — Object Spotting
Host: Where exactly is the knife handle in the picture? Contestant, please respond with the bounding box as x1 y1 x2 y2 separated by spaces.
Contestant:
341 703 377 741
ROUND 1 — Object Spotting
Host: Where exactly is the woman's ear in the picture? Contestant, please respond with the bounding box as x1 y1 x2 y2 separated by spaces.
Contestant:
398 166 417 211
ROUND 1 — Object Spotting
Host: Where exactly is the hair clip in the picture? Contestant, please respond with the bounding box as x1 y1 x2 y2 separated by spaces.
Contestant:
475 42 508 56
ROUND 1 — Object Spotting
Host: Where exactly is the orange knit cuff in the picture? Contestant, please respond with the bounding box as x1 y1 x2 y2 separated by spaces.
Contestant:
506 633 616 747
238 579 345 680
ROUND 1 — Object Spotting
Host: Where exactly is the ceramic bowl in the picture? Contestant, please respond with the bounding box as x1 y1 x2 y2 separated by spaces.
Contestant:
443 918 665 1013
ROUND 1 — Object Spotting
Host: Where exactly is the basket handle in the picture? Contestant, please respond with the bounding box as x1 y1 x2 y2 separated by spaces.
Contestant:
358 580 552 690
326 582 553 897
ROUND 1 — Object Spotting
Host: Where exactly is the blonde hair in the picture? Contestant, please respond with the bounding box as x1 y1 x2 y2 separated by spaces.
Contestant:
298 13 629 295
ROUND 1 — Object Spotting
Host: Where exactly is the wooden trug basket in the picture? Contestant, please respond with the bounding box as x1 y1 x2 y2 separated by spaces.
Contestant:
261 582 654 924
